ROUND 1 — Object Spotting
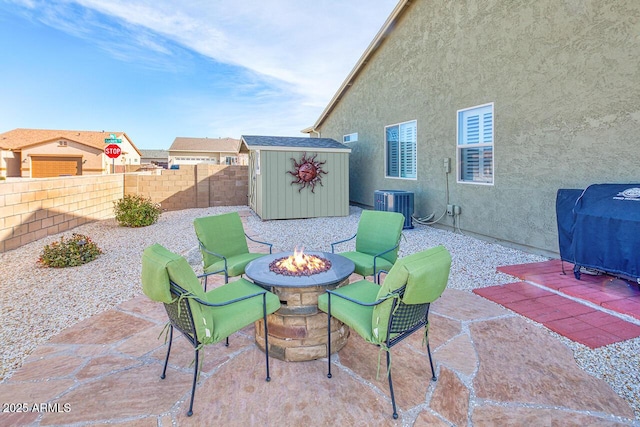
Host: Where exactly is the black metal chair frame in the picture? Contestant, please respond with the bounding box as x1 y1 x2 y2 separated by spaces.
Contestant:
325 279 436 419
161 280 272 416
330 233 400 284
198 233 273 286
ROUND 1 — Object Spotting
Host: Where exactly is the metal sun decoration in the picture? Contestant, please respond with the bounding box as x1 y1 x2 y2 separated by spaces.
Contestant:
288 152 327 193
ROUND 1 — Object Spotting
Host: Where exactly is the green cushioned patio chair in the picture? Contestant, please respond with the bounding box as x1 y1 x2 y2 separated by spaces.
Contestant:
331 210 405 283
141 243 281 417
318 245 451 419
194 212 273 288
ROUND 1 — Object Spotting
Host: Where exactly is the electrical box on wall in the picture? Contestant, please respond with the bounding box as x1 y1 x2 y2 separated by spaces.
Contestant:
447 204 461 216
443 157 451 173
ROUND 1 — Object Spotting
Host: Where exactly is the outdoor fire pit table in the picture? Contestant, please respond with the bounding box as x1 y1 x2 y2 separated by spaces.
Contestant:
245 251 355 362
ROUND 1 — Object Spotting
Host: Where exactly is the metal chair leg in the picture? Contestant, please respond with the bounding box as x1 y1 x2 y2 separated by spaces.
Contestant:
386 350 398 419
187 348 199 417
427 341 437 381
263 299 271 382
327 297 333 379
160 326 173 379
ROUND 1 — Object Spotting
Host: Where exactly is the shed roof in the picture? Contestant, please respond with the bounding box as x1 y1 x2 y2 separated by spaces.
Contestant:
0 128 141 156
169 137 240 153
240 135 351 153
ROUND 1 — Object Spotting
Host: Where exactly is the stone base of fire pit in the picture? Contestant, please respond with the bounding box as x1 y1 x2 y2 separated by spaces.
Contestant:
245 251 355 362
255 280 350 362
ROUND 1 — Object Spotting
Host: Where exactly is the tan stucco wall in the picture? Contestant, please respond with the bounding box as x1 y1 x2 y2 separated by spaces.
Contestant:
116 135 141 167
21 140 105 176
0 150 20 177
169 151 227 166
316 0 640 256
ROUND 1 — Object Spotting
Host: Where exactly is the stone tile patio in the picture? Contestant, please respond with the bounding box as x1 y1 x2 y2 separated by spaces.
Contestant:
0 280 636 426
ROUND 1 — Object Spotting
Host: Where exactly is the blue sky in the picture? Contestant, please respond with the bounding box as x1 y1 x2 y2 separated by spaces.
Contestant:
0 0 397 149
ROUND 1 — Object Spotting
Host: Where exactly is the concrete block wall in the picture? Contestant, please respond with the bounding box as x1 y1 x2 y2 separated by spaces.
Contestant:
124 167 197 211
200 164 249 208
1 165 249 253
0 175 123 252
124 165 248 211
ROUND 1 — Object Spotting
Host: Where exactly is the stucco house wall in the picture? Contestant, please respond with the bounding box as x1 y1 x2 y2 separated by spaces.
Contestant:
311 0 640 256
21 140 104 176
0 129 142 178
168 137 240 168
108 134 142 172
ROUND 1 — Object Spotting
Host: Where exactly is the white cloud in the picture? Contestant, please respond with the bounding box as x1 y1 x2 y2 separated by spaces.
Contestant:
2 0 398 143
70 0 398 104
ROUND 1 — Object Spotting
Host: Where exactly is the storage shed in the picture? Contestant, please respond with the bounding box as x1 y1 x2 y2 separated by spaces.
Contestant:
240 136 351 220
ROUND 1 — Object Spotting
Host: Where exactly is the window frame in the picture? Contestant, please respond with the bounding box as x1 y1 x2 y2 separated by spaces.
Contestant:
384 120 417 180
343 132 358 143
456 103 494 185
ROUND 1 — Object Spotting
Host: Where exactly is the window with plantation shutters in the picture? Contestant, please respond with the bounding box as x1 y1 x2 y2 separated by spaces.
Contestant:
385 120 417 179
457 103 494 184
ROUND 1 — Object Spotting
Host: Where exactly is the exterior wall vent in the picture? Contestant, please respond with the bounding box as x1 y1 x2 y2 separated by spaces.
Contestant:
343 133 358 143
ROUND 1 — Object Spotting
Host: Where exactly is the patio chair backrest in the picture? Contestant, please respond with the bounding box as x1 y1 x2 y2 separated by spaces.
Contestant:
355 210 404 263
371 245 451 343
194 212 249 268
142 244 212 341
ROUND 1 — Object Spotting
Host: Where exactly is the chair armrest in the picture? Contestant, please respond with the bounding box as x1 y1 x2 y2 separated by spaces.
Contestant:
376 270 389 283
198 241 228 263
197 270 225 279
245 233 273 254
325 288 396 307
372 242 400 275
330 233 357 253
170 282 268 307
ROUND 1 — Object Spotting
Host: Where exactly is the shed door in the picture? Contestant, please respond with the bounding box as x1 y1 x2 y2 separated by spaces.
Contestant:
31 157 82 178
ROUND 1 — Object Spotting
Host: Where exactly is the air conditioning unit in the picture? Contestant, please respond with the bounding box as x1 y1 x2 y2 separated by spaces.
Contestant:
374 190 414 229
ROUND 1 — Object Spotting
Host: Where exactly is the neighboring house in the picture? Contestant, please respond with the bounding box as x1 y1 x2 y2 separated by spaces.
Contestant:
140 149 169 169
168 137 243 168
0 128 142 178
303 0 640 257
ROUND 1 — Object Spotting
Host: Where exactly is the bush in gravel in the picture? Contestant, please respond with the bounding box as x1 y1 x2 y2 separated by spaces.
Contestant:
38 233 103 268
113 194 161 227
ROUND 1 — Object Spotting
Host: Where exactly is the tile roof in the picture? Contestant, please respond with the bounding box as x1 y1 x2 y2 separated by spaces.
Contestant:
140 149 169 158
0 128 141 155
168 137 240 153
241 135 350 151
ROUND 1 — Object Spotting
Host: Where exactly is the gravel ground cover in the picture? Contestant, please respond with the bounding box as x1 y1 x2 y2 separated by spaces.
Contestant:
1 205 638 419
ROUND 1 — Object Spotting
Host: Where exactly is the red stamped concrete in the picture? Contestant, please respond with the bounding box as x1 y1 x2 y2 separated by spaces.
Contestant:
477 260 640 348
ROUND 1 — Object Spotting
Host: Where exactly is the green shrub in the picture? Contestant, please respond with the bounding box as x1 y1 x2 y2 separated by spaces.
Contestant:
39 233 103 268
113 194 161 227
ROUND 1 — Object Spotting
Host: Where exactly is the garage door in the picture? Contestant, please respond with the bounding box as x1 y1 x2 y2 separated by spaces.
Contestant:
31 157 82 178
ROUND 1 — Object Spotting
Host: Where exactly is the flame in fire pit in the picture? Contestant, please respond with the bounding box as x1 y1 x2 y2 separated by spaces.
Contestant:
269 247 332 276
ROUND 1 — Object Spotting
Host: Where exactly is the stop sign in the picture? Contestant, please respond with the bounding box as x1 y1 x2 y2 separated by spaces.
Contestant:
104 144 122 159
